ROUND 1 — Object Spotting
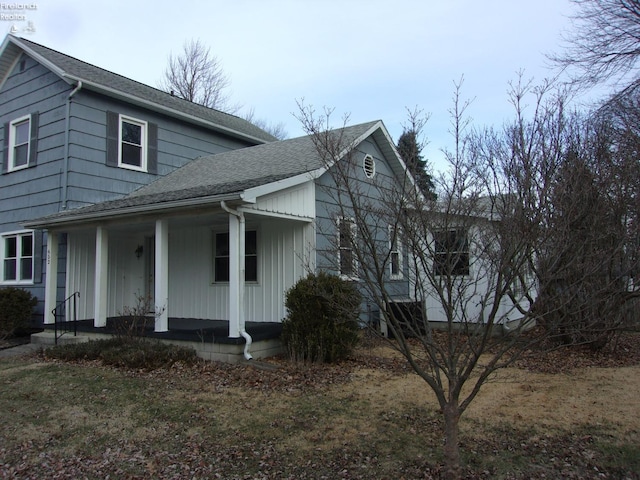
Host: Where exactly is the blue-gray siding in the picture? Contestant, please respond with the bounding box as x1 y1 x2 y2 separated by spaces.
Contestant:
314 136 411 318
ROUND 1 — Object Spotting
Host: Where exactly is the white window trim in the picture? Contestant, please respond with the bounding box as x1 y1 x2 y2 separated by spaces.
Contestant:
8 114 31 172
389 225 403 280
118 114 148 172
212 229 259 284
1 230 34 285
338 216 358 280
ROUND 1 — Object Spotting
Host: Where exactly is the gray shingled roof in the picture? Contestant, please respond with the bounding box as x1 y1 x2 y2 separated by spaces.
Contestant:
8 36 277 143
132 121 378 198
24 121 380 227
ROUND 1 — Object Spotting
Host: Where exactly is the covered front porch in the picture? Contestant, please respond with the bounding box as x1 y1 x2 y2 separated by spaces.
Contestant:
36 193 315 361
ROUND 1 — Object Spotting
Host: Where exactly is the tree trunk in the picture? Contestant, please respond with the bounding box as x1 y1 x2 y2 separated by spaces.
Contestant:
443 403 462 480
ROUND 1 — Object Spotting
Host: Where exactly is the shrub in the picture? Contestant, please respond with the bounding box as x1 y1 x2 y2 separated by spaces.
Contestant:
45 337 198 370
115 293 159 339
0 287 37 339
281 272 361 363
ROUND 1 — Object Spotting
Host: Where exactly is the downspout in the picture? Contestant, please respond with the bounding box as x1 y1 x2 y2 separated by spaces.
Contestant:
62 81 82 210
220 200 253 360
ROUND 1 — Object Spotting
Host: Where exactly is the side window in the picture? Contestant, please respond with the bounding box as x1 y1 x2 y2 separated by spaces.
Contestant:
389 225 403 279
338 217 357 278
214 231 258 283
106 111 157 174
434 229 470 276
1 231 34 284
2 113 39 173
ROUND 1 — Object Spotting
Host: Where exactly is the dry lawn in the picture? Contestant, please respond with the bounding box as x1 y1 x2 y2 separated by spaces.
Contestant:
0 335 639 479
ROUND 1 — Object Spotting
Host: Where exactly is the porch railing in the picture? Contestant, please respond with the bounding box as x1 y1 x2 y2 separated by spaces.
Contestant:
52 291 80 345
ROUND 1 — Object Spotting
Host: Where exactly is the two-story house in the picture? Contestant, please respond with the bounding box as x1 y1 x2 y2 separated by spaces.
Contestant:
2 35 418 361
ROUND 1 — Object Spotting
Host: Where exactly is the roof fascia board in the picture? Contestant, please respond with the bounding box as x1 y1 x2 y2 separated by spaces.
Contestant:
303 121 382 176
323 121 421 195
337 120 383 161
242 171 320 201
23 192 245 229
8 37 269 145
9 37 74 83
240 208 314 223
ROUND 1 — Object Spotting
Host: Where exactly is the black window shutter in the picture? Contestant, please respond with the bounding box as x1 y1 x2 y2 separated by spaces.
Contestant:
33 230 43 284
106 111 119 167
1 122 8 174
147 122 158 174
28 111 39 167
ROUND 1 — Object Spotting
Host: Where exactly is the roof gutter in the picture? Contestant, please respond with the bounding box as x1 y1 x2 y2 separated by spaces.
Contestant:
23 192 245 229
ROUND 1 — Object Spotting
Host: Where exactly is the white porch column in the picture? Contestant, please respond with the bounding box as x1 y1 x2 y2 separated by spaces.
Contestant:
154 219 169 332
94 226 108 327
43 231 58 325
228 213 245 338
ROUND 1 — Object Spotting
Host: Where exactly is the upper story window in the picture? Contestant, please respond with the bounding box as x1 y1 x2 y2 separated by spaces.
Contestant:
434 228 470 276
1 231 34 284
2 112 39 174
214 230 258 283
9 115 30 170
118 115 147 171
106 111 158 174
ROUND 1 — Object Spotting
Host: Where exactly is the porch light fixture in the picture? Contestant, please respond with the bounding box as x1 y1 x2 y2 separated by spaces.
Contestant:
135 244 144 259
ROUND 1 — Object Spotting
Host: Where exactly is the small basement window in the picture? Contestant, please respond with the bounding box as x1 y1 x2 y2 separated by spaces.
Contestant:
363 154 376 178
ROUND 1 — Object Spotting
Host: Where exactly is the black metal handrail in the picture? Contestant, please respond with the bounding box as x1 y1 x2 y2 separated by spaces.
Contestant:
52 291 80 344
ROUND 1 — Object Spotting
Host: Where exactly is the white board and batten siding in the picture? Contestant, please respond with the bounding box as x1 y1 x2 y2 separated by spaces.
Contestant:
66 230 148 321
169 220 312 323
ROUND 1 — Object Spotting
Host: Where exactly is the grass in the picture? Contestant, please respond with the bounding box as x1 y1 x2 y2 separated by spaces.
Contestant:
0 343 639 479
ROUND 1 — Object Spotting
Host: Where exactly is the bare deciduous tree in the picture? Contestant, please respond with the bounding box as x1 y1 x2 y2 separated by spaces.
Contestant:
242 107 288 140
159 39 235 111
550 0 640 88
296 76 639 478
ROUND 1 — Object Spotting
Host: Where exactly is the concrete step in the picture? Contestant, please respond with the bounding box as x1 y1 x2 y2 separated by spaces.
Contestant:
31 331 89 346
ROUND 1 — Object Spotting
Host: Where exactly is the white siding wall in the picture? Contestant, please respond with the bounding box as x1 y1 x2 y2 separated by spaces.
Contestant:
67 230 147 320
66 232 95 321
169 219 310 322
412 225 531 325
246 181 315 219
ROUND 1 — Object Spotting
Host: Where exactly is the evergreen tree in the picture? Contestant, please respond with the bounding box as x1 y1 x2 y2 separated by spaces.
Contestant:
397 129 437 200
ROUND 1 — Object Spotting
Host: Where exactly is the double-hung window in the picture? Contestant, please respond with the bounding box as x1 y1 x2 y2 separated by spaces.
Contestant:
434 229 470 276
1 231 34 284
389 225 403 279
3 113 39 173
118 115 147 171
214 231 258 283
338 217 357 278
106 111 157 174
9 115 30 170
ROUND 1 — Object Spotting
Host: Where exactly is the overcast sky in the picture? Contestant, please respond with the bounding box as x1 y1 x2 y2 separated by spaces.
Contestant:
9 0 583 171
